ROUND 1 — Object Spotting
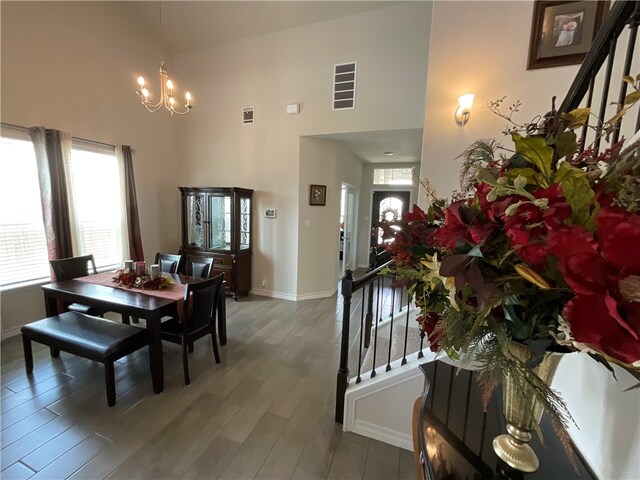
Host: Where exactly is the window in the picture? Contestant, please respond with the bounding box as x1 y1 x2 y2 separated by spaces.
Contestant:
67 143 124 269
0 133 50 287
373 167 414 185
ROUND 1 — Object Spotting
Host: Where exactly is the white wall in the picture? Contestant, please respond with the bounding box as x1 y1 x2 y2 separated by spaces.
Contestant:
356 162 420 268
421 2 639 478
0 2 182 336
175 2 432 298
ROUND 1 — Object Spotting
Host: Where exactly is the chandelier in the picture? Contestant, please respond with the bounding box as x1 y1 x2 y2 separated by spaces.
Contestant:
135 2 193 116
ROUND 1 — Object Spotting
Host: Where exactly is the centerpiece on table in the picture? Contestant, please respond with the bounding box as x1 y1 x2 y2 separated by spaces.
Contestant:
113 268 172 290
381 76 640 472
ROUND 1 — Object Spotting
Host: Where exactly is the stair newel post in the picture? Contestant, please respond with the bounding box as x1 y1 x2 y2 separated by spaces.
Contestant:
386 283 396 372
364 282 374 348
356 287 366 384
336 269 354 423
401 292 411 366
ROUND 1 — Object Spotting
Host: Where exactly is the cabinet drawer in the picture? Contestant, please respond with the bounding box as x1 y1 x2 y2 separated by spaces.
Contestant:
212 266 234 291
213 257 234 267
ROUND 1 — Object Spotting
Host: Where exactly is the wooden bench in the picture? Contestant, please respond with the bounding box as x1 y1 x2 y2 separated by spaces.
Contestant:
21 311 150 406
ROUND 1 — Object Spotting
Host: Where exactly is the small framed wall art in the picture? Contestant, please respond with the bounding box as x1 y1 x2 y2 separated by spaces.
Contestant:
265 208 276 218
527 0 609 70
309 184 326 206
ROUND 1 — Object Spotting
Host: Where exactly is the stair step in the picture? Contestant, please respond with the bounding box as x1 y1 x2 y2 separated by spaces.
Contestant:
356 324 422 378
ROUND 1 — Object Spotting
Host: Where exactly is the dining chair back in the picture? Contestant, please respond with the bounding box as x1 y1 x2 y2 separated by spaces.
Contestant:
49 254 108 318
161 273 224 384
154 252 181 274
185 255 214 279
50 254 98 282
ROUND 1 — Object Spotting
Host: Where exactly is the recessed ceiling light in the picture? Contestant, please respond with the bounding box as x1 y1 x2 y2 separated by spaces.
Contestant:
384 151 395 156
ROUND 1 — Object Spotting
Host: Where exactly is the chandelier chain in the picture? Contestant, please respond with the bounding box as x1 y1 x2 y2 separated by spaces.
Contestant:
158 1 165 63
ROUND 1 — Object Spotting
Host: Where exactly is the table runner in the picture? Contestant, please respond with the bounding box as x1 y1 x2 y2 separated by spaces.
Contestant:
76 271 186 301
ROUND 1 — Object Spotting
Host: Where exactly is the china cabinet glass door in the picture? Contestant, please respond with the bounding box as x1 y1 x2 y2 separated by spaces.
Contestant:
208 194 231 251
185 194 206 248
239 196 251 250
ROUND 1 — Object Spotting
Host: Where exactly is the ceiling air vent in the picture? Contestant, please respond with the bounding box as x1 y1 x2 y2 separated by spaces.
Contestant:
333 62 357 110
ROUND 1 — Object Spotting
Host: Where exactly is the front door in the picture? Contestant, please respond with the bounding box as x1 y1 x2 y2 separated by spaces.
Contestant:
370 190 411 248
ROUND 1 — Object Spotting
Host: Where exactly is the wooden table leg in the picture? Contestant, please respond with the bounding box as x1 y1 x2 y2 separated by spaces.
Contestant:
43 291 58 317
146 314 164 393
218 289 227 346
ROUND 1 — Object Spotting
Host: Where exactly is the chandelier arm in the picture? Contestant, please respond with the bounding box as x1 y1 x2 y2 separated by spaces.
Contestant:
143 103 165 113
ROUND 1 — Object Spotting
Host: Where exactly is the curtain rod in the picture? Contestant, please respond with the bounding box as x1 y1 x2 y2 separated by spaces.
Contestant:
1 122 116 149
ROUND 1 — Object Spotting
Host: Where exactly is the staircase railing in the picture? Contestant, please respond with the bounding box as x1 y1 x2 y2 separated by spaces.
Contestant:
559 0 640 150
335 259 426 423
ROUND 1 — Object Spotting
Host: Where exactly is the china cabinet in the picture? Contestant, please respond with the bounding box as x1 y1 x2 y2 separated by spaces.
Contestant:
178 187 253 299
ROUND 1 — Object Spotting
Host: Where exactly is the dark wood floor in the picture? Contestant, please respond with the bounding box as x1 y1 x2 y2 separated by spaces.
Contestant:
1 294 416 479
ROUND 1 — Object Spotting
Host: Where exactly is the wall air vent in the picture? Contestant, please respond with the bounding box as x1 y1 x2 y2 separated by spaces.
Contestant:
332 62 357 110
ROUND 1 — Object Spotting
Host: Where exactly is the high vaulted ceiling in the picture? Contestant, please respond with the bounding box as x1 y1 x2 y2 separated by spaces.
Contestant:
123 1 400 54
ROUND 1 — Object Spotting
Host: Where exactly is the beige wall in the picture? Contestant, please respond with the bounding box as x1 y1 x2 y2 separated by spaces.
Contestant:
421 2 639 478
174 2 432 298
1 2 182 336
296 138 364 297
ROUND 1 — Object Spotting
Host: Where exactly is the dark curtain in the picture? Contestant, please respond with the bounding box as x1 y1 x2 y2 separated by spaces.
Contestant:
29 127 73 275
122 145 144 261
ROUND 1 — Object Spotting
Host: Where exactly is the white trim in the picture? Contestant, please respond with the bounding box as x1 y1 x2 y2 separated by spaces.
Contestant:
250 288 297 301
1 325 23 340
296 288 337 301
351 419 413 451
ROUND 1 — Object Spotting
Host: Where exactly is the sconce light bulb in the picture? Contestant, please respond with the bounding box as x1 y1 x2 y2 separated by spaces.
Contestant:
458 93 475 110
169 96 176 105
185 91 192 101
166 79 174 90
141 88 150 98
137 76 145 86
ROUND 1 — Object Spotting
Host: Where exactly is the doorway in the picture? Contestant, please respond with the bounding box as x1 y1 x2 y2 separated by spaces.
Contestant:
339 183 358 277
370 190 411 248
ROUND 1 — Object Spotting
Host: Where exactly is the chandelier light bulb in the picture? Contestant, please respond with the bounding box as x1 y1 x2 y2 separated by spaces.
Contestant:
134 2 193 116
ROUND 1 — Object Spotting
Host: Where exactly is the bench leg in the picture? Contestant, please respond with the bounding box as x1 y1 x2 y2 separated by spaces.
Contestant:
50 347 60 358
105 362 116 407
121 314 131 325
22 335 34 375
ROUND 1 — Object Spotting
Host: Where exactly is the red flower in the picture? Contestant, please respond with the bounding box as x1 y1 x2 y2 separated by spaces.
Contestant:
433 200 495 249
417 312 444 352
549 207 640 365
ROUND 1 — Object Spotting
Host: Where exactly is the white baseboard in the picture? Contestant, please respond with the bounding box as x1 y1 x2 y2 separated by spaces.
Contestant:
250 288 337 302
1 325 23 340
250 288 297 301
352 419 413 451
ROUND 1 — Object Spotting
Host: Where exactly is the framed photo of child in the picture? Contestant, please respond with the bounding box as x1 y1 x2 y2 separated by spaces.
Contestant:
527 1 609 70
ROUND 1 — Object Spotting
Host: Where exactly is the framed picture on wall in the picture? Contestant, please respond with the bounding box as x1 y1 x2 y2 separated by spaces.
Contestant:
527 1 609 70
309 184 327 206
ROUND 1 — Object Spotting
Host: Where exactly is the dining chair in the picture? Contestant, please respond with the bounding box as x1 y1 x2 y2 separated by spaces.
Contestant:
49 254 109 318
154 252 181 274
185 254 214 279
160 273 224 385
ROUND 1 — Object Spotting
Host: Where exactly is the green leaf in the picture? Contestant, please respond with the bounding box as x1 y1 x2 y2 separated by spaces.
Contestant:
561 107 590 130
624 89 640 106
555 161 595 228
503 167 546 187
556 131 578 158
511 133 553 184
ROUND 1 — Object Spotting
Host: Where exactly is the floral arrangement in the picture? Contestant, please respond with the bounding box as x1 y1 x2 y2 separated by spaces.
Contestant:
381 77 640 441
113 269 172 290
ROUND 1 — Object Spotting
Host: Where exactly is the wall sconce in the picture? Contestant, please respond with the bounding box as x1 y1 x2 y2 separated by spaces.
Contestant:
455 93 475 126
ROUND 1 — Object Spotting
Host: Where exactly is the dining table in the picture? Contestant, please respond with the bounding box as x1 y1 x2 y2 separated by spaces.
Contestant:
41 271 227 393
